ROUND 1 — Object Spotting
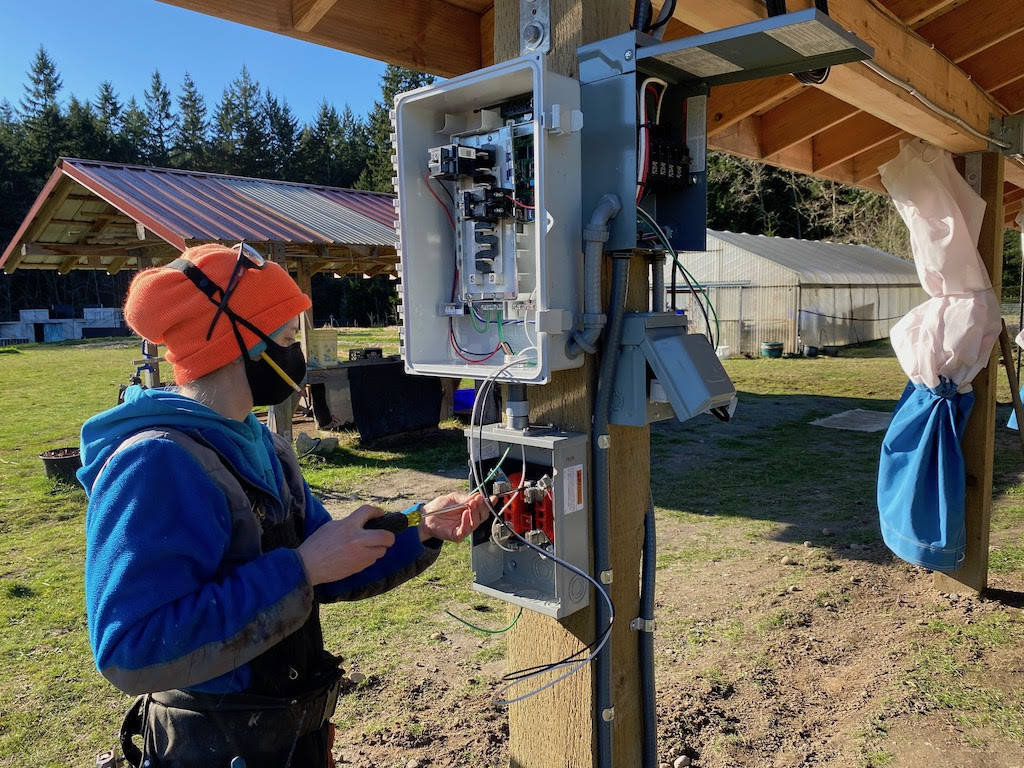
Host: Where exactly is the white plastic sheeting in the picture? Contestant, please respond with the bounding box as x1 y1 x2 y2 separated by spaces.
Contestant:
879 139 1000 392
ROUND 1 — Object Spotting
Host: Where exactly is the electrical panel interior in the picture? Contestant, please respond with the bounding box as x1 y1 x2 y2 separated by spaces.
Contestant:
466 424 590 618
392 55 583 384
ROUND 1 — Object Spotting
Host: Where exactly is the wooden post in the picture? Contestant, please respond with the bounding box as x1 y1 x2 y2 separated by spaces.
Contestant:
934 151 1005 595
493 5 647 766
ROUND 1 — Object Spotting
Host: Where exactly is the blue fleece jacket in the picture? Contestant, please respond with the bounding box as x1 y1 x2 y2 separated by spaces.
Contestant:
79 386 430 695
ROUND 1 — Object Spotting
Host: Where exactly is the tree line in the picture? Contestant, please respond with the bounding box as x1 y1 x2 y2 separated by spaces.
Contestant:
3 45 1015 325
0 47 433 325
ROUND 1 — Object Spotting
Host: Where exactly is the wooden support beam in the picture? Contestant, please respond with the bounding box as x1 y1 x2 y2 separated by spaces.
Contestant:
915 0 1024 63
292 0 338 31
157 0 481 77
106 255 128 276
934 152 1005 596
57 255 81 275
760 90 858 158
706 75 801 137
1005 188 1024 206
812 113 902 172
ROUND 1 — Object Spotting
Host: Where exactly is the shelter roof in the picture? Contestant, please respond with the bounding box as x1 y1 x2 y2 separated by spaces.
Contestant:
155 0 1024 229
1 158 398 276
706 229 921 286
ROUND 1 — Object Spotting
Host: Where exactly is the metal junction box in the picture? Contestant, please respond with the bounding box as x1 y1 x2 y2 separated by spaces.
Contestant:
392 54 584 384
611 312 735 426
576 9 873 254
465 424 590 618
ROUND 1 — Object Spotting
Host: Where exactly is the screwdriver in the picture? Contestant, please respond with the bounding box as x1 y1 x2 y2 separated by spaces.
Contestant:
363 499 480 534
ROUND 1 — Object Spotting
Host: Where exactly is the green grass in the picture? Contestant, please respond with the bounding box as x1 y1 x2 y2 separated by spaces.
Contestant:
3 336 1024 765
905 612 1024 745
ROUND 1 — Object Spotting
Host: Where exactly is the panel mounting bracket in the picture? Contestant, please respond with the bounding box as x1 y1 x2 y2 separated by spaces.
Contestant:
520 0 551 56
989 115 1024 157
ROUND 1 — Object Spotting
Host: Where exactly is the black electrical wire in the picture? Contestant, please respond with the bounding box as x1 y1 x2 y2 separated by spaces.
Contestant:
764 0 830 85
631 0 653 31
647 0 676 31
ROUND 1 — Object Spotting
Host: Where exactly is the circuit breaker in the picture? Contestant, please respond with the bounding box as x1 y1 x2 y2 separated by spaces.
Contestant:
392 54 584 384
465 424 590 618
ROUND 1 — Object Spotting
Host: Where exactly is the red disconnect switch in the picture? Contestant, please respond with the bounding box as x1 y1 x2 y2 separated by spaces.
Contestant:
533 489 555 544
504 472 532 535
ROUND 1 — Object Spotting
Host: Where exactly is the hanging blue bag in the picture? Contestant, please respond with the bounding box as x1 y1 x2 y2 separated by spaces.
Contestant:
877 378 974 572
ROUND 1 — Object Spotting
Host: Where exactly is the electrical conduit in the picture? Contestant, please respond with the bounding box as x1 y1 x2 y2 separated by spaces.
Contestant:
568 195 622 358
593 251 630 768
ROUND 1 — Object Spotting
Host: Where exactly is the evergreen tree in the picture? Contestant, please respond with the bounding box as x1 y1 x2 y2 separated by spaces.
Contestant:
264 91 299 179
298 101 343 186
18 46 65 181
143 70 174 166
172 72 208 170
338 105 369 188
213 67 270 176
94 81 125 159
357 65 434 192
120 97 149 164
62 96 104 160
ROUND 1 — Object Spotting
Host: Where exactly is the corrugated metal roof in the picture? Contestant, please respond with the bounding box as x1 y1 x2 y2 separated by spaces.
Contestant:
707 230 920 286
58 158 396 248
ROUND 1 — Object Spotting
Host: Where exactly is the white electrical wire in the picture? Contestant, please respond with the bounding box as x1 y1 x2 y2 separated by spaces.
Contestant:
637 77 668 203
466 350 615 707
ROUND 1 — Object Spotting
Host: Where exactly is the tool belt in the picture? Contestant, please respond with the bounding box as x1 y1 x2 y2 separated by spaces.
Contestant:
120 665 344 768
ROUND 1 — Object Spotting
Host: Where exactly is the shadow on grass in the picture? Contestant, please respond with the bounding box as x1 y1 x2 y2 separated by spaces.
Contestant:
651 391 898 560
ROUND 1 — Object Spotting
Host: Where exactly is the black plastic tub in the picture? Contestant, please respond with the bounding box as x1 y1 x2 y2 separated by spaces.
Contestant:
40 447 82 485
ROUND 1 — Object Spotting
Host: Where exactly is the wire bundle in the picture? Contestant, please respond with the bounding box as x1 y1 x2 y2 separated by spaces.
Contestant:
466 352 615 707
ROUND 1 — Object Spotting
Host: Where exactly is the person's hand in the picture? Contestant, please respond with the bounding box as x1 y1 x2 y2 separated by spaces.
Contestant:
296 505 395 585
419 491 491 542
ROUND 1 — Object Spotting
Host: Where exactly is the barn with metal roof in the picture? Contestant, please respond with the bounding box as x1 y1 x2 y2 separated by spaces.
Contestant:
0 158 398 277
669 229 927 356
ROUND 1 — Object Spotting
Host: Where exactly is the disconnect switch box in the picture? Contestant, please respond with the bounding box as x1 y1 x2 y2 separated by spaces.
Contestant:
465 424 590 618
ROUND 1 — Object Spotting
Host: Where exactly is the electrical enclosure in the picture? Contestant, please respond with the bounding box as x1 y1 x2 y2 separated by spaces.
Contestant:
611 312 736 426
393 54 584 384
465 424 590 618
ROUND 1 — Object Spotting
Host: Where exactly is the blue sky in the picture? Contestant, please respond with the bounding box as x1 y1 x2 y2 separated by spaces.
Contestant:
0 0 387 126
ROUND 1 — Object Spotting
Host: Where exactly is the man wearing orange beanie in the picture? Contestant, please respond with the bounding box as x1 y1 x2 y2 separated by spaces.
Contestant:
77 243 489 767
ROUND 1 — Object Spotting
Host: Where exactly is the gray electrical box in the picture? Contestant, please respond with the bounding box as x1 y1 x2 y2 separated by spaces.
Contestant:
465 424 590 618
611 312 735 426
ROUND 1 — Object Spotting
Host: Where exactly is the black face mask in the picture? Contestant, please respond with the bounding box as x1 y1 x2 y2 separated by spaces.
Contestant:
241 331 307 407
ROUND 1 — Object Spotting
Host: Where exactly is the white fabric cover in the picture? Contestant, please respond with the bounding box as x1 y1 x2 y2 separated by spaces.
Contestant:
879 139 1000 392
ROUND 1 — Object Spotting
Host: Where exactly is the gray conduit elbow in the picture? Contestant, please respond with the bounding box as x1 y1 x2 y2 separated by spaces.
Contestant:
567 195 622 359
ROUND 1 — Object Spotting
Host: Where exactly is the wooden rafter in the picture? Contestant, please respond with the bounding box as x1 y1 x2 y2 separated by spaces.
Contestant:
851 135 906 183
156 0 481 77
813 113 902 172
960 31 1024 92
760 89 858 158
883 0 965 27
706 75 802 137
994 78 1024 114
292 0 338 31
915 0 1024 63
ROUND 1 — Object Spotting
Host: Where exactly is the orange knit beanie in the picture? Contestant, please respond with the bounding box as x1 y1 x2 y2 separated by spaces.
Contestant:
123 244 311 385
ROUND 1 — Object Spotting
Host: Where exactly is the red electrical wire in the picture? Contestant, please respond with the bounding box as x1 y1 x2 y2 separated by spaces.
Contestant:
504 195 535 210
425 173 457 231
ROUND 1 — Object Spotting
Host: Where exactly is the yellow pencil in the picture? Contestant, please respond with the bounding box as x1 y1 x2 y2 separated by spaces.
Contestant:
259 352 303 393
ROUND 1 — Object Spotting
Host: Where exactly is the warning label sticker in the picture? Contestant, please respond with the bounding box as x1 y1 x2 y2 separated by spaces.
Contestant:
564 464 585 514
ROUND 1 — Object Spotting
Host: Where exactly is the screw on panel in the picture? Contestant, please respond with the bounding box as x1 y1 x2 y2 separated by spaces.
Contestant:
602 707 615 722
599 569 613 584
597 434 611 449
624 50 633 61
